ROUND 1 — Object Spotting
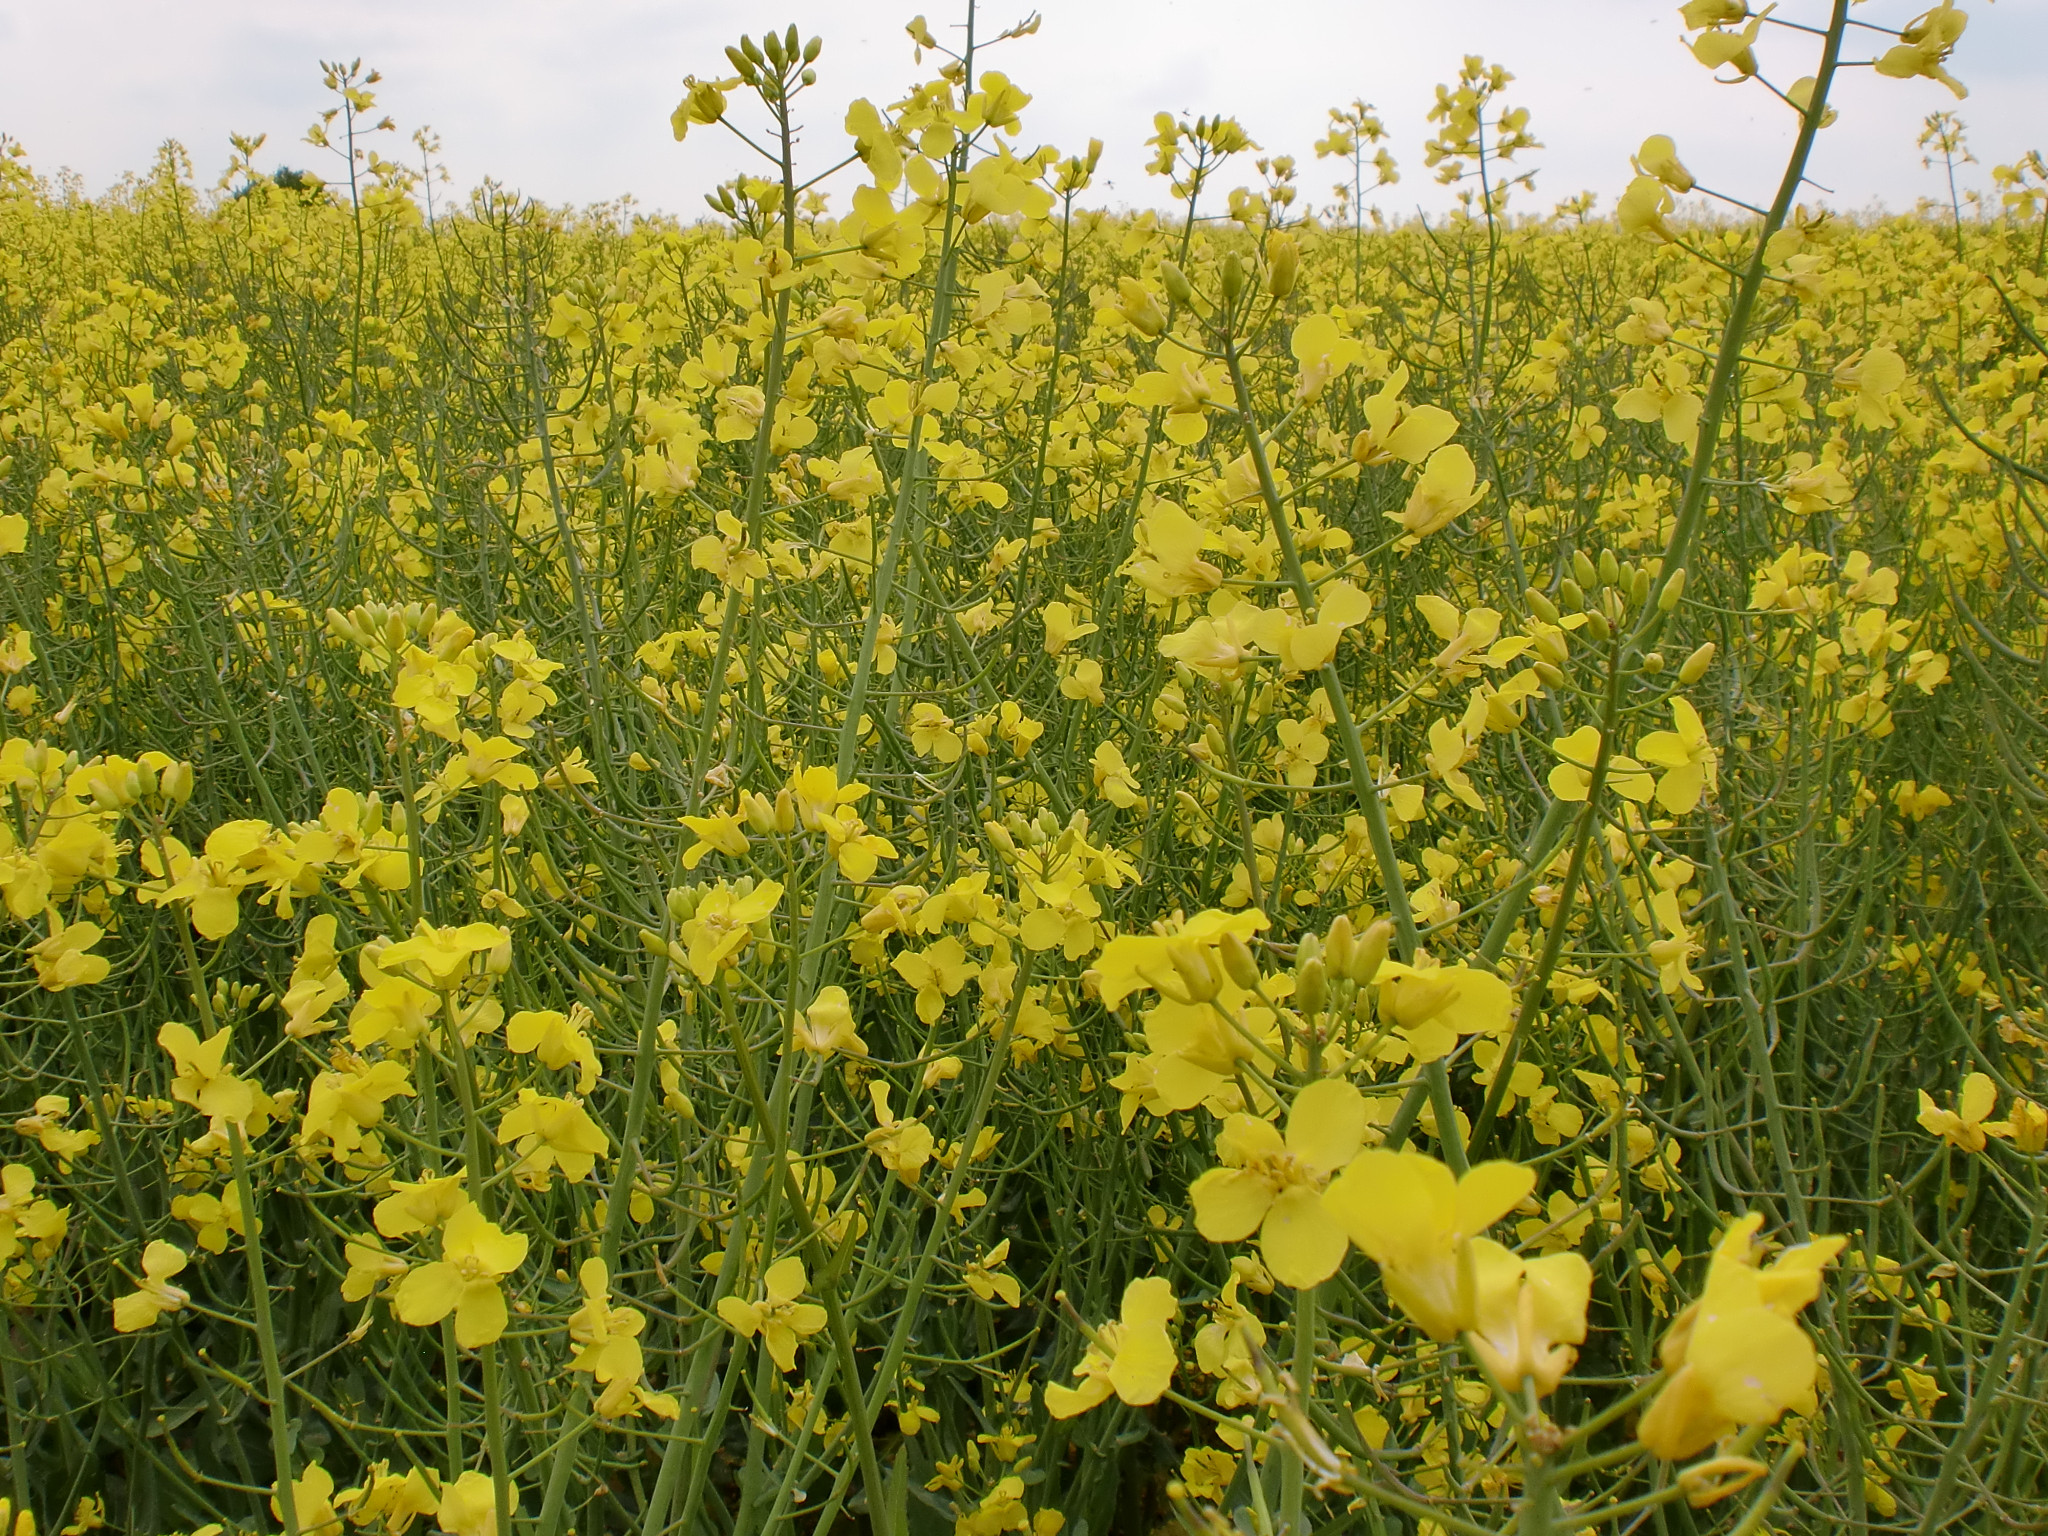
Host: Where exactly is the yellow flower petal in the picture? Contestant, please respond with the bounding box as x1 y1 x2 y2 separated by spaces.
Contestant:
1452 1160 1536 1235
1259 1184 1348 1290
1285 1078 1367 1173
1190 1167 1276 1243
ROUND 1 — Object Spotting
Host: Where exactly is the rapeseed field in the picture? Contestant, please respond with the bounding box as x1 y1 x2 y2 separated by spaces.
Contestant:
1 4 2044 1532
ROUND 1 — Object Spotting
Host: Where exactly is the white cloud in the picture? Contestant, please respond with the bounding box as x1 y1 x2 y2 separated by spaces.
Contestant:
3 0 2040 220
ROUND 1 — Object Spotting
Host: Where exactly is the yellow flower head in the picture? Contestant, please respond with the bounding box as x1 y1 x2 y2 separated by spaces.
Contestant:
390 1201 528 1348
1323 1150 1534 1339
157 1021 257 1128
794 985 868 1059
1464 1239 1592 1396
1373 959 1513 1064
496 1090 610 1188
1188 1079 1368 1289
1916 1071 1997 1152
1044 1275 1178 1418
113 1240 191 1333
678 880 783 982
435 1470 512 1536
30 917 110 992
1637 1214 1845 1460
716 1256 827 1372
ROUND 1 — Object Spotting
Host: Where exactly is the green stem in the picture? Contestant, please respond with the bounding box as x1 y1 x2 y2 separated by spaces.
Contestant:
1221 333 1461 1167
1281 1282 1318 1533
228 1124 298 1536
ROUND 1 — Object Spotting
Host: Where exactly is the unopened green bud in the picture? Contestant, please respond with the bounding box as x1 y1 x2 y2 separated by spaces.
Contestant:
1350 919 1394 987
1159 260 1195 307
1525 588 1560 625
1678 640 1717 684
1322 914 1356 977
1265 234 1299 299
1296 956 1327 1017
1572 550 1599 590
1558 578 1585 613
1218 931 1261 990
1660 567 1688 611
1583 608 1612 643
1169 942 1222 1004
1597 549 1621 588
159 760 195 806
1220 253 1247 304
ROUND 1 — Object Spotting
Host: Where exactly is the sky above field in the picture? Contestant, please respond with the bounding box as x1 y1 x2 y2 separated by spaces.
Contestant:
2 0 2043 222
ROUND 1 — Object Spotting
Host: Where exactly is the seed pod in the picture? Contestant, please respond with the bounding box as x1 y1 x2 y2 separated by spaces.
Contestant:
1679 640 1717 683
1218 931 1262 990
1350 919 1394 987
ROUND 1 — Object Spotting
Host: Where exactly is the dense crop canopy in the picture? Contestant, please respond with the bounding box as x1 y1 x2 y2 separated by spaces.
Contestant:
0 6 2045 1535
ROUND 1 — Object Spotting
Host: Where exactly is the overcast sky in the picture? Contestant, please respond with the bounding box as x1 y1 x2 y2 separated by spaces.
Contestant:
3 1 2042 222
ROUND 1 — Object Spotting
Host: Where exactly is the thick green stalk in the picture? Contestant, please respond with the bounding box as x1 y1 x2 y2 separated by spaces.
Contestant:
228 1124 298 1536
1280 1282 1319 1533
